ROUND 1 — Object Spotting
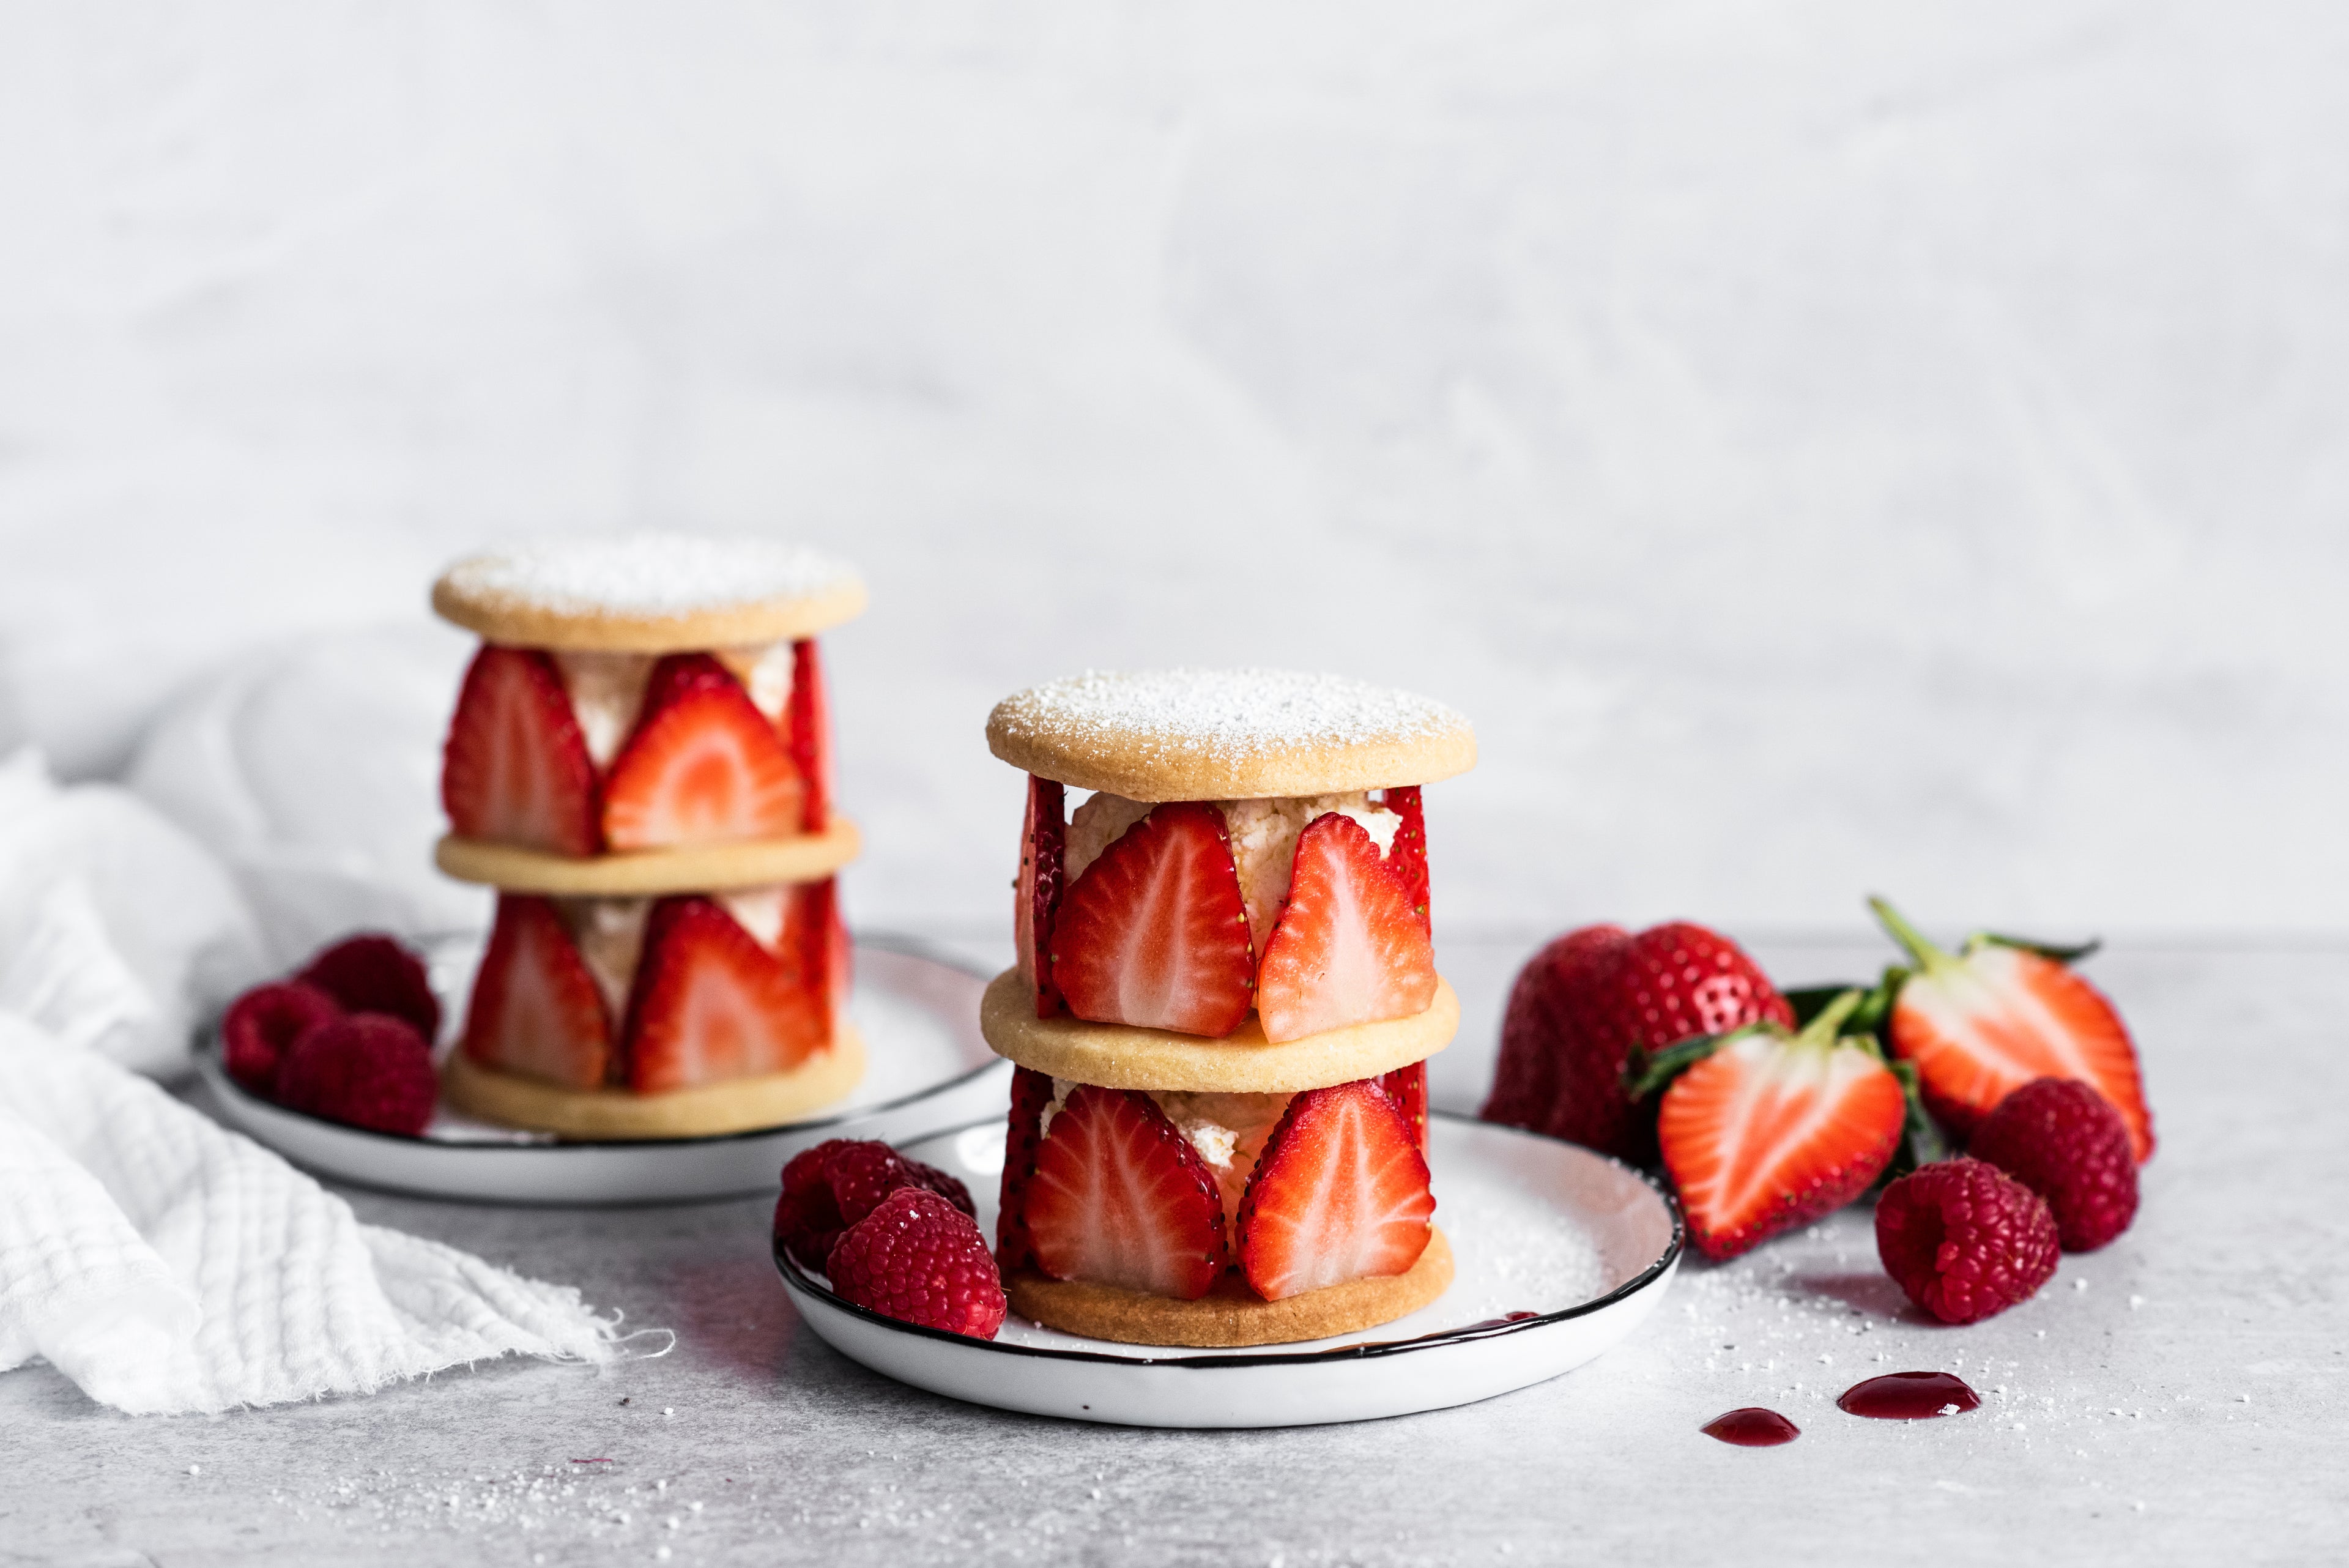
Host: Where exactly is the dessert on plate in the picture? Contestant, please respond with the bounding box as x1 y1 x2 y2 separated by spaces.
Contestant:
430 534 864 1138
981 668 1475 1346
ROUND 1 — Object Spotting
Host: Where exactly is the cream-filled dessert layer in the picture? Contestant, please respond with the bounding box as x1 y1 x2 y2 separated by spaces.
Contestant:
552 886 791 1016
1063 791 1403 954
1039 1078 1292 1233
549 641 796 768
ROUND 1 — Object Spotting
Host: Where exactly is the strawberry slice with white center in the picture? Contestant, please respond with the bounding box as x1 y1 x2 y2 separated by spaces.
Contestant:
462 894 612 1088
442 646 602 855
1872 897 2154 1161
785 639 831 833
1236 1079 1434 1300
1654 991 1909 1261
601 654 804 851
1050 801 1255 1037
621 895 825 1093
1254 813 1437 1043
1024 1083 1230 1299
779 877 850 1034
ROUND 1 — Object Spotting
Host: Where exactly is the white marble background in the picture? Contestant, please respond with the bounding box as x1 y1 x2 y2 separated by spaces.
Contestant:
2 2 2342 941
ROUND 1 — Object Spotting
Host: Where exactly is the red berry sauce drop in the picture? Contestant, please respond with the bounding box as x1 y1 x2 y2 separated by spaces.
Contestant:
1836 1371 1981 1420
1701 1407 1800 1446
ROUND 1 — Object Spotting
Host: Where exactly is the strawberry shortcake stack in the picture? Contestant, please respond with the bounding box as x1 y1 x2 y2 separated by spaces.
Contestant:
982 669 1475 1346
429 535 864 1139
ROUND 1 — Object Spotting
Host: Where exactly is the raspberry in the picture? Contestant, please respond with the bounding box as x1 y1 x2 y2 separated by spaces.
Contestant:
273 1013 439 1136
1876 1157 2060 1325
298 934 442 1042
774 1140 976 1272
824 1188 1006 1339
220 981 342 1096
1967 1077 2140 1252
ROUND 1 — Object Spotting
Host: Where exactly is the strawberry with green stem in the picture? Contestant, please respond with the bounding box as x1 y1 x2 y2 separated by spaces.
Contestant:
1631 989 1909 1261
1869 896 2154 1162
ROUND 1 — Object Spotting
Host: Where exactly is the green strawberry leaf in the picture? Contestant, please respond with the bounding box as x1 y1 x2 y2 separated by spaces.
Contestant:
1977 931 2102 964
1621 1029 1744 1101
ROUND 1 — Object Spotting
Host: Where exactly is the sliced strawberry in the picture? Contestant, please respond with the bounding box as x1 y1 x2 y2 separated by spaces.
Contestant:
997 1065 1057 1270
441 646 601 855
1872 898 2154 1162
1050 801 1254 1037
1236 1079 1434 1300
779 877 850 1035
601 654 804 851
1015 775 1068 1017
1024 1083 1230 1299
462 894 612 1088
1383 785 1430 933
785 639 831 833
1378 1060 1428 1151
1255 813 1437 1043
620 895 825 1093
1655 994 1908 1261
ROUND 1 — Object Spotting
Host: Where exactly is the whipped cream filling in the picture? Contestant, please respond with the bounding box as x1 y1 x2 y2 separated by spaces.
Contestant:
1062 790 1402 954
546 640 794 769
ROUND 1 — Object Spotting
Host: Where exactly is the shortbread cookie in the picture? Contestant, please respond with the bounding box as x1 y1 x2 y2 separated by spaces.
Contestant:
1005 1227 1453 1348
987 668 1475 801
434 534 866 652
442 1024 865 1139
436 816 861 895
979 968 1455 1093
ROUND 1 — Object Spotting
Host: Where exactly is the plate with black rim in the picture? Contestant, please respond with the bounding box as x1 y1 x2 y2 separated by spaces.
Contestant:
194 934 1011 1205
776 1112 1683 1428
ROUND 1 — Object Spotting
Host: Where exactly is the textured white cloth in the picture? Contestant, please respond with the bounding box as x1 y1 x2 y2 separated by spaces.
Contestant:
0 1017 627 1413
0 748 635 1414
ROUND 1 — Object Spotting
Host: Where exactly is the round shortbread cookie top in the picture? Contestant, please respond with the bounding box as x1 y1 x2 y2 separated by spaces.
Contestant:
987 668 1475 800
433 533 867 650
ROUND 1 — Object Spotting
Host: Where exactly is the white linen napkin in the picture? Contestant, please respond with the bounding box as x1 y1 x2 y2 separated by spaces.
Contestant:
0 748 646 1414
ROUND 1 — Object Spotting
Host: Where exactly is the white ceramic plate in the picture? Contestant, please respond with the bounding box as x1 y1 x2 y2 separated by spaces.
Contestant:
195 936 1010 1205
777 1113 1683 1429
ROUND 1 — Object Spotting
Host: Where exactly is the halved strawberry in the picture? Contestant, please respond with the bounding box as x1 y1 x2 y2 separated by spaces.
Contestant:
1379 1060 1428 1151
779 877 850 1034
1236 1079 1434 1300
1255 813 1437 1043
785 639 831 833
1872 897 2154 1162
997 1065 1058 1270
1050 801 1254 1037
462 894 612 1088
441 646 601 855
620 895 825 1093
1024 1083 1230 1299
1015 775 1068 1017
1653 991 1908 1261
601 654 804 851
1383 785 1430 933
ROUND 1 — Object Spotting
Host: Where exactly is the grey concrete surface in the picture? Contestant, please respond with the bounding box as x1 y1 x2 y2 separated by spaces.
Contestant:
2 935 2340 1566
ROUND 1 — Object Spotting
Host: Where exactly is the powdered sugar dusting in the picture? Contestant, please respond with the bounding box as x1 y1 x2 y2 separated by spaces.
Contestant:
995 669 1468 759
443 535 859 617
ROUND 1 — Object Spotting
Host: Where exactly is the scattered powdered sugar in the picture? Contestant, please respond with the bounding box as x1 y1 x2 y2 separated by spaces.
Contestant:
444 535 859 618
995 669 1468 760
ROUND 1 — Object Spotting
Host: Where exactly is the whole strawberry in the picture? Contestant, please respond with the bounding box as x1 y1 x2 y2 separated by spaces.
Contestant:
825 1187 1006 1339
1876 1157 2060 1324
274 1013 439 1136
1483 921 1793 1162
774 1139 977 1273
221 981 342 1096
1968 1077 2139 1251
